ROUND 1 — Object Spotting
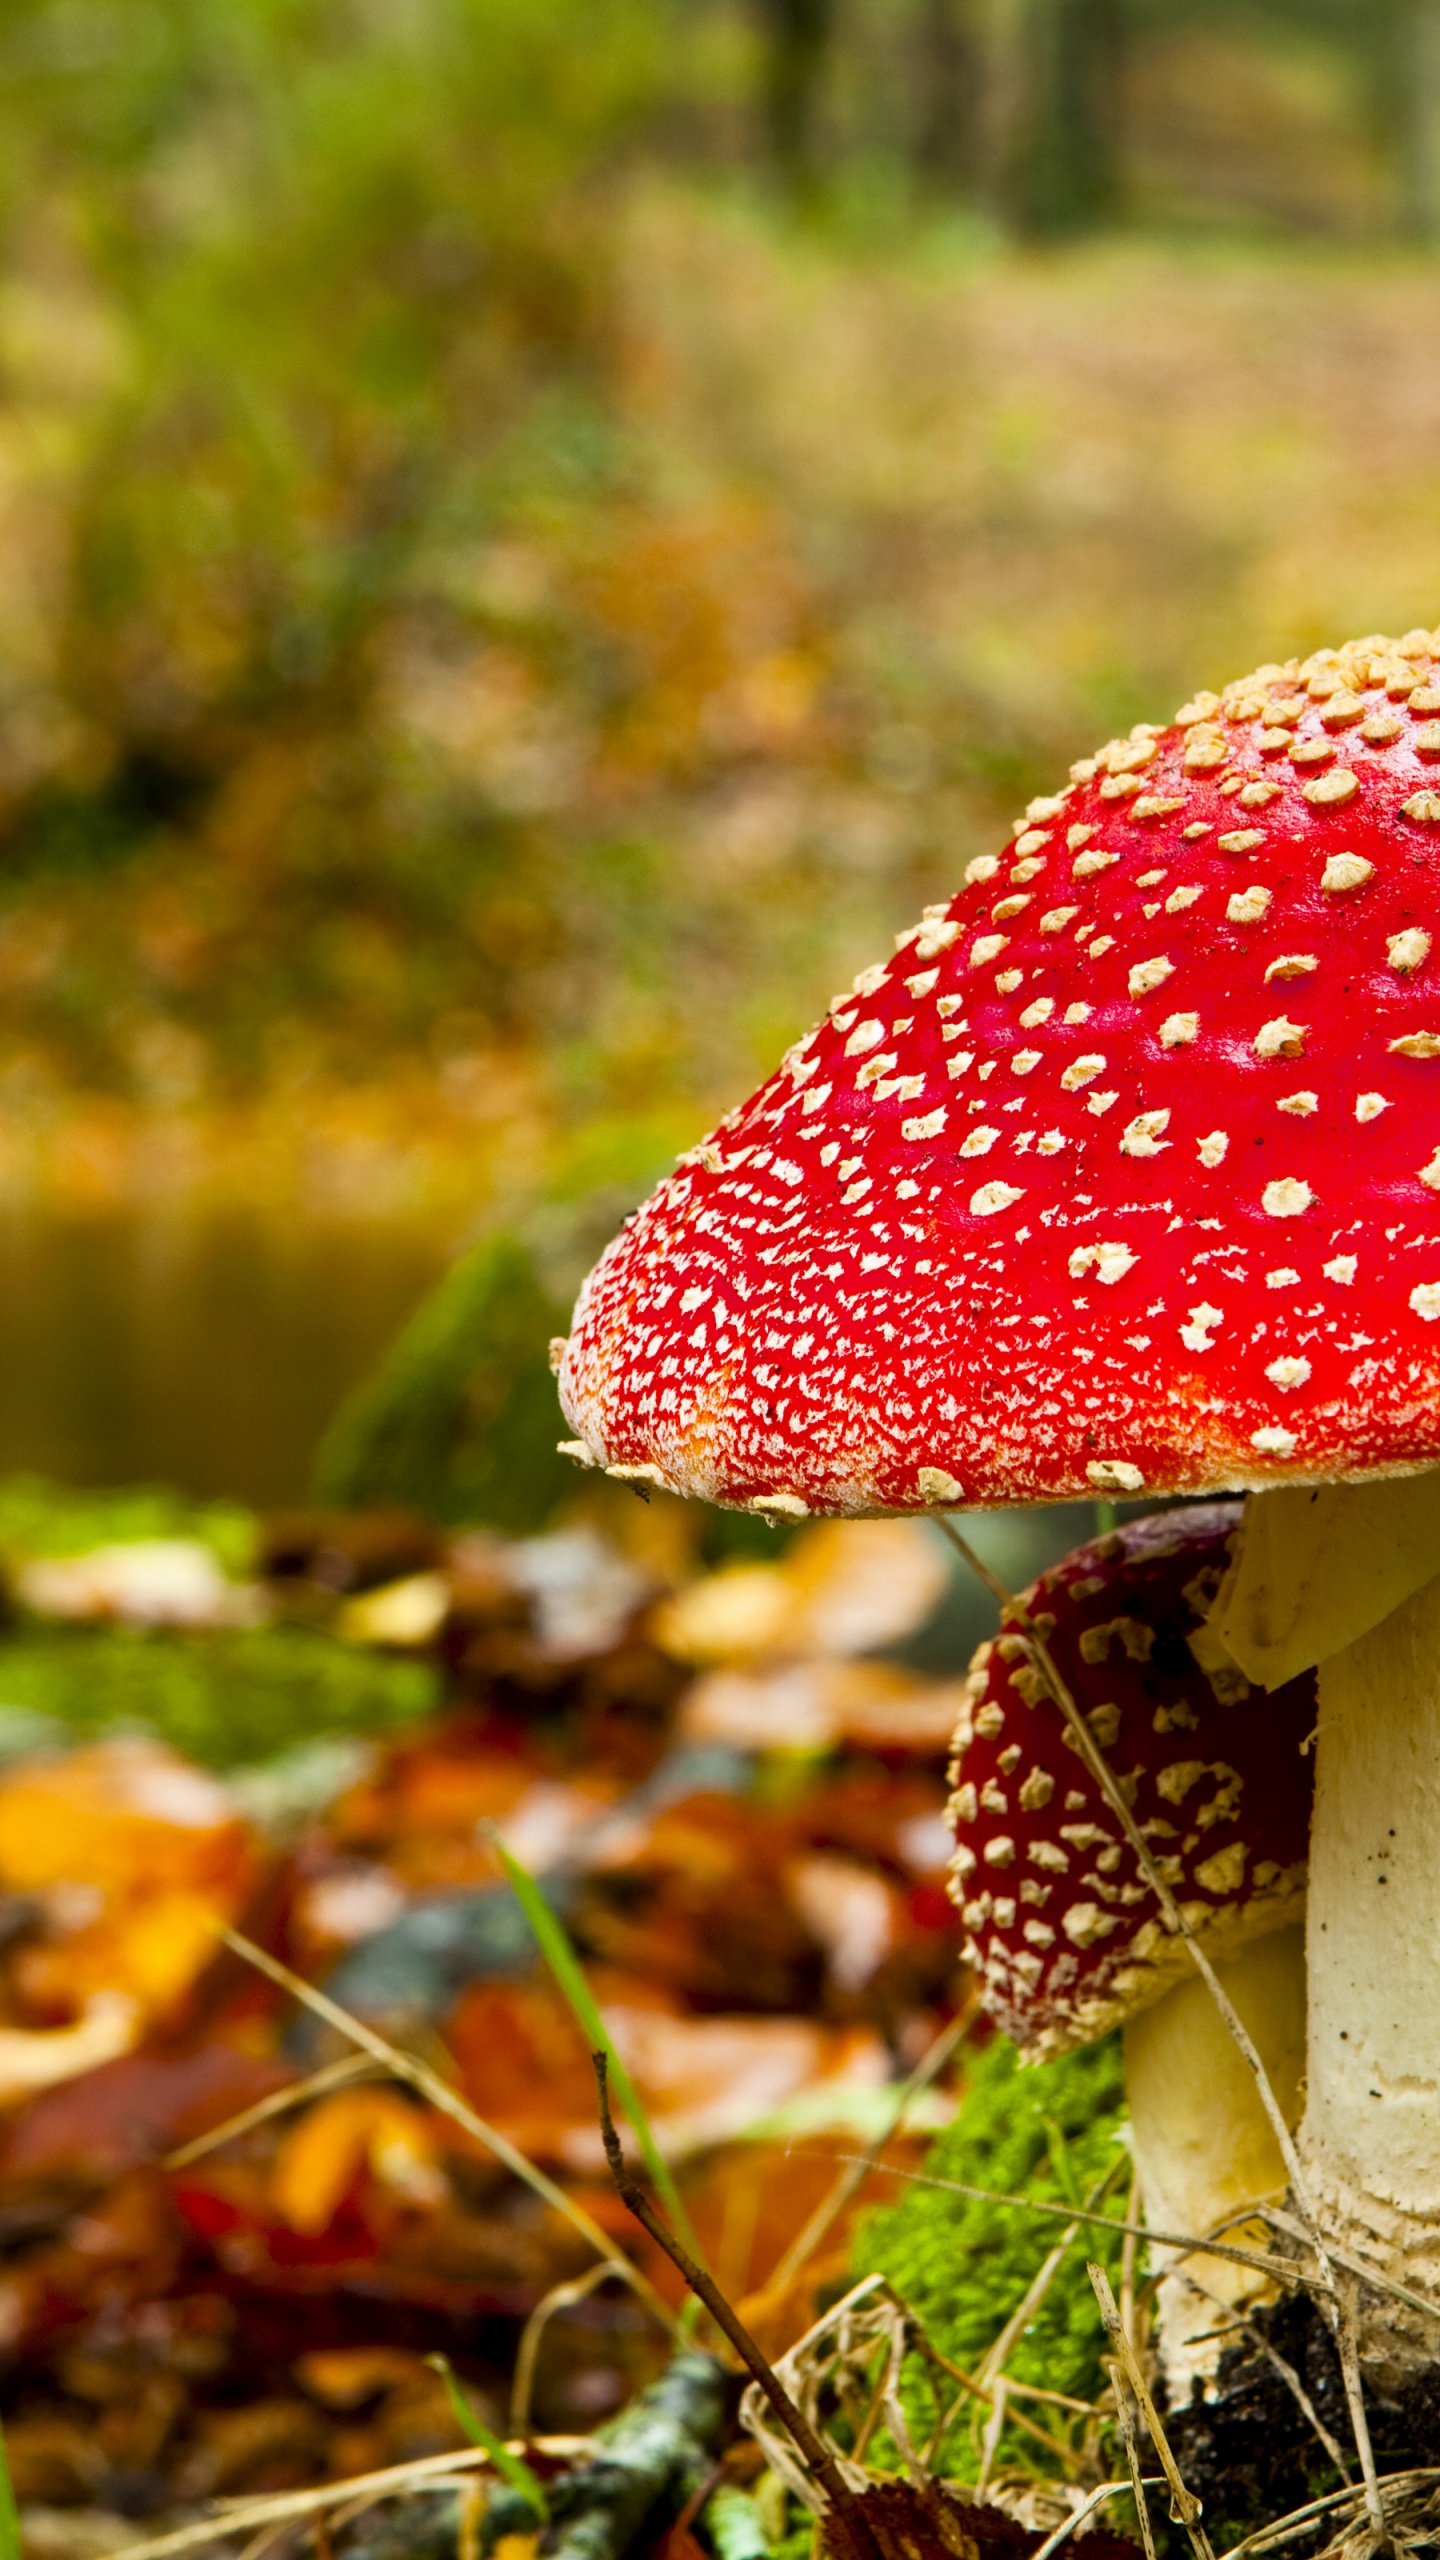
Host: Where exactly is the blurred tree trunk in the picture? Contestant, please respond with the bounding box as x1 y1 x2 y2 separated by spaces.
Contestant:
753 0 838 187
1394 0 1440 239
996 0 1125 235
913 0 984 191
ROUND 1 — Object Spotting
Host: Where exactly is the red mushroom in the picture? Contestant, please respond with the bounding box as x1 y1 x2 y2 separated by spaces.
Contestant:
557 625 1440 2367
949 1501 1314 2394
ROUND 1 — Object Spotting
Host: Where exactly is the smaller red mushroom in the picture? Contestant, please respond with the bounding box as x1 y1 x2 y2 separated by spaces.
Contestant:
948 1502 1315 2399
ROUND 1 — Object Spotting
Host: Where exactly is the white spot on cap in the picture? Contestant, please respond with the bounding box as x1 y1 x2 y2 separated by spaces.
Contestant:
1019 998 1055 1029
1180 1303 1223 1351
1278 1092 1318 1116
996 970 1023 993
1061 1054 1106 1090
609 1463 669 1489
1303 769 1358 805
1040 906 1081 935
1389 929 1433 974
983 1837 1017 1868
751 1492 810 1519
1266 954 1317 981
1194 1842 1248 1896
918 1467 962 1503
1062 1903 1121 1946
1321 852 1373 893
965 855 1000 884
971 1181 1024 1217
1226 881 1271 915
970 934 1009 967
1391 1033 1440 1058
1266 1356 1312 1391
1251 1426 1298 1455
1070 1243 1138 1287
845 1019 886 1057
1402 792 1440 823
1198 1131 1229 1167
1073 849 1118 879
851 963 890 997
1419 1148 1440 1191
1263 1178 1314 1216
1411 1282 1440 1320
960 1126 1000 1158
1087 1460 1144 1494
1160 1012 1199 1047
1265 1269 1300 1289
903 1108 948 1141
993 894 1033 922
1325 1255 1358 1284
1120 1110 1171 1158
1087 1091 1118 1117
1165 885 1202 911
1129 957 1176 997
916 920 962 959
1011 1050 1042 1077
1255 1017 1307 1059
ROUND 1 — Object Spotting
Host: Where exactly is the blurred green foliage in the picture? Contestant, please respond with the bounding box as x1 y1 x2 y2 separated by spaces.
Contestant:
0 1620 436 1770
314 1232 570 1531
853 2031 1127 2479
0 1472 257 1574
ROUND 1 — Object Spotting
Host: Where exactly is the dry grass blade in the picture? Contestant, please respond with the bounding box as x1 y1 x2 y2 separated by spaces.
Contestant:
1032 2483 1154 2560
1088 2263 1213 2560
162 2054 380 2170
219 1926 679 2336
1219 2468 1440 2560
932 1518 1387 2539
765 1995 978 2299
976 2153 1127 2387
1183 2277 1353 2481
836 2152 1307 2285
510 2260 615 2436
1258 2205 1440 2331
92 2438 596 2560
1107 2359 1157 2560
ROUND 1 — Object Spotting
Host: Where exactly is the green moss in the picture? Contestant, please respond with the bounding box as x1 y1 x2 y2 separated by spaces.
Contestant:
0 1622 436 1770
852 2031 1127 2480
0 1475 257 1576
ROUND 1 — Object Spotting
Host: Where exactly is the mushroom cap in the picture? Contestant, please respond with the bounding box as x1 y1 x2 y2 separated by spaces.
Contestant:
559 628 1440 1515
948 1503 1314 2059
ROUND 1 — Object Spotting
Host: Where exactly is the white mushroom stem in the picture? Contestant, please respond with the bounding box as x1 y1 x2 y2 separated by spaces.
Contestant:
1124 1923 1306 2405
1215 1473 1440 2377
1303 1565 1440 2373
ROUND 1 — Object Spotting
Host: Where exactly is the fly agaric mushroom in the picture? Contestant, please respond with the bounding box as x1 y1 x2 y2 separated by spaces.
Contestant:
949 1502 1314 2395
557 623 1440 2366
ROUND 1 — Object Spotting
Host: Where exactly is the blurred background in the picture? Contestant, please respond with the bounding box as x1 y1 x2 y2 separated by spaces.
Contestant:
0 0 1438 1502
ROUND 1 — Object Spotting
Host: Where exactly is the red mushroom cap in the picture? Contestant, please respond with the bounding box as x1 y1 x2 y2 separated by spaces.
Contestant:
559 628 1440 1514
948 1503 1314 2058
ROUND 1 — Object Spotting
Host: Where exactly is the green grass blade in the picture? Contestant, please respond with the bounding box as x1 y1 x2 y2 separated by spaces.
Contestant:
0 2417 20 2560
424 2357 549 2519
491 1835 712 2274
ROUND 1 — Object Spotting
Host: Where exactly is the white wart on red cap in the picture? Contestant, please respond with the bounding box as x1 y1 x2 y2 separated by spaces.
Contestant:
559 627 1440 1514
948 1504 1314 2058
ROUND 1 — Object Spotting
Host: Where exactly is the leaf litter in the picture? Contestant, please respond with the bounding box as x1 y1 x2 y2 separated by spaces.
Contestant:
0 1488 1423 2560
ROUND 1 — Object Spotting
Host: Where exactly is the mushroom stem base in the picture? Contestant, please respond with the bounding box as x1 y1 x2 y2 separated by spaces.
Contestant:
1124 1923 1306 2408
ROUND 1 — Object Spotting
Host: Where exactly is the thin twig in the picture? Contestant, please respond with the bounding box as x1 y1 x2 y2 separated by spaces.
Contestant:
162 2054 380 2170
220 1925 678 2336
592 2052 879 2560
1220 2469 1440 2560
1088 2263 1213 2560
933 1518 1387 2541
765 1996 978 2299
